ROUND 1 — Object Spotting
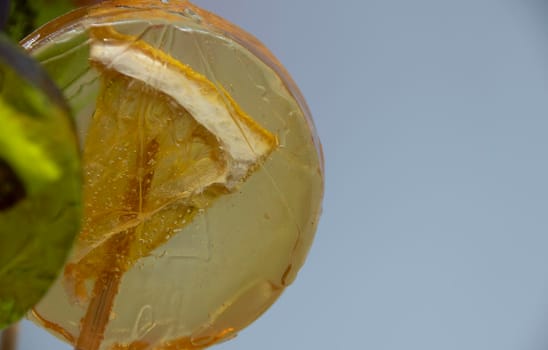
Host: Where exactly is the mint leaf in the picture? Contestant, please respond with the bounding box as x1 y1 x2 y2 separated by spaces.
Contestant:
0 35 81 329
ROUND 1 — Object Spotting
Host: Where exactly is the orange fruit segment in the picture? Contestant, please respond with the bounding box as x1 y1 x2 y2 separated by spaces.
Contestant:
61 26 277 349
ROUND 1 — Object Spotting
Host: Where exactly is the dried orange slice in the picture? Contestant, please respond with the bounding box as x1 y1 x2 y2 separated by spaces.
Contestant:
61 26 277 350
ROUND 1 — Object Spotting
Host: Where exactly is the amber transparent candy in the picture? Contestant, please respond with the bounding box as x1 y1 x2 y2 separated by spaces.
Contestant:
21 1 324 349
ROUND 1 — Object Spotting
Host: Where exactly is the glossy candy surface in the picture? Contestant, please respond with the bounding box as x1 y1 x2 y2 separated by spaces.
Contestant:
0 34 81 329
22 1 324 349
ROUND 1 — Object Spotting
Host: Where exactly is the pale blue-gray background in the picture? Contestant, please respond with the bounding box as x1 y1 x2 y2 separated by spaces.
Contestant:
18 0 548 349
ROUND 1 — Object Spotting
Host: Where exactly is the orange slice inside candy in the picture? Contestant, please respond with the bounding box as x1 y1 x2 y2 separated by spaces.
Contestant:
63 27 276 350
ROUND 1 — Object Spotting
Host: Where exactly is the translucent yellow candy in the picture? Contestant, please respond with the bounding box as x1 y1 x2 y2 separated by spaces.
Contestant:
22 1 324 349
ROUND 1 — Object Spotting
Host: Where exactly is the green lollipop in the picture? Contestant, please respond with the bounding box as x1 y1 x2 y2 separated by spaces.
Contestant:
0 34 81 329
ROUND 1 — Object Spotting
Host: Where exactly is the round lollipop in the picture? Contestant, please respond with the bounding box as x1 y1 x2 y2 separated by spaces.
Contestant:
22 1 324 349
0 34 81 329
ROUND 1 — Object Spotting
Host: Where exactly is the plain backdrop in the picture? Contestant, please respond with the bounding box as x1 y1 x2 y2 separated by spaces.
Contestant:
17 0 548 349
